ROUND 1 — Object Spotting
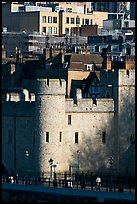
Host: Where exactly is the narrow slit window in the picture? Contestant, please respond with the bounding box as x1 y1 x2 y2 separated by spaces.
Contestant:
75 132 78 144
33 131 35 145
102 131 106 143
131 110 132 120
47 79 49 86
8 130 12 144
45 132 49 143
68 115 71 125
59 132 62 142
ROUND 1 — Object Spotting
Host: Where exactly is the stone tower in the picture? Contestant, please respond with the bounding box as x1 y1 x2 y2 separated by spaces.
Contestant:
114 69 135 177
34 78 66 175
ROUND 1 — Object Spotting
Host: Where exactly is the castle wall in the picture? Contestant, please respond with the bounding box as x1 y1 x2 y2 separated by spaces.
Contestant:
2 101 35 174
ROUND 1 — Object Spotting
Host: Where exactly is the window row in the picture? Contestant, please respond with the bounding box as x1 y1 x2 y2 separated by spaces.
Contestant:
42 16 57 23
45 131 79 144
42 27 57 34
65 17 92 25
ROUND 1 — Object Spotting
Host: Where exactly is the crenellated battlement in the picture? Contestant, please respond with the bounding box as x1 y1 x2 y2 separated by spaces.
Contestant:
2 89 35 102
65 98 114 113
118 69 135 86
36 78 66 95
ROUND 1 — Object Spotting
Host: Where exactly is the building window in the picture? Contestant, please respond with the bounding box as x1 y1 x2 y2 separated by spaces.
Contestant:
75 132 78 144
131 110 132 120
42 16 46 23
52 27 57 34
48 16 52 23
59 132 62 142
65 28 69 35
102 131 106 143
8 130 12 144
90 19 93 25
53 17 57 23
45 132 49 143
82 19 84 25
66 8 72 12
85 19 89 25
66 17 69 24
76 17 80 24
48 27 52 34
68 115 71 125
71 18 75 24
42 27 46 33
126 70 129 77
33 131 35 145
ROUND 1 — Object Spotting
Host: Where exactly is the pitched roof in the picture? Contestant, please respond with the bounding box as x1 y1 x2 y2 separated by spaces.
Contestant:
69 53 103 70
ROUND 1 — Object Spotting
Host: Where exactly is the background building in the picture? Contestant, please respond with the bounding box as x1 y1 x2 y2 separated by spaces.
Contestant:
2 2 108 35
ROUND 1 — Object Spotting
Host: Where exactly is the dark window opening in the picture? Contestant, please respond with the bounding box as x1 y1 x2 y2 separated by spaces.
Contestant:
102 131 106 143
47 79 49 86
126 70 129 77
68 115 71 125
46 132 49 143
75 132 78 143
59 132 62 142
131 110 132 120
93 98 97 105
8 130 12 144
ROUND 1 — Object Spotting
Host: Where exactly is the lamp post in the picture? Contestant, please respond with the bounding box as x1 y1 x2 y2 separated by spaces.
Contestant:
108 156 113 192
48 158 53 179
77 149 80 176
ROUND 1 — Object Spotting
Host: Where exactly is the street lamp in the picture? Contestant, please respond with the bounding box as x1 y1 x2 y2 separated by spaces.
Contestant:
77 149 80 176
108 156 113 192
52 164 57 173
48 158 53 178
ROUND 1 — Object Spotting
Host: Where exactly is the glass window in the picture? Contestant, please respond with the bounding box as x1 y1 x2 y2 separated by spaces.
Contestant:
48 16 52 23
42 16 46 23
65 28 69 35
85 19 89 25
82 19 84 25
48 27 52 34
53 17 57 23
75 132 78 143
76 17 80 24
52 27 57 34
42 27 46 33
71 18 75 24
66 17 69 24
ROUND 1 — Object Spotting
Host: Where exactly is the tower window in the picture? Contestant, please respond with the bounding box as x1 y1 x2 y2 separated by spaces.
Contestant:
68 115 71 125
75 132 78 144
131 110 132 120
59 132 62 142
8 130 12 144
102 131 106 143
45 132 49 143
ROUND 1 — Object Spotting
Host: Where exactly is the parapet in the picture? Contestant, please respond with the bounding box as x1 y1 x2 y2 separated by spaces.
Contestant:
65 98 114 113
36 78 66 95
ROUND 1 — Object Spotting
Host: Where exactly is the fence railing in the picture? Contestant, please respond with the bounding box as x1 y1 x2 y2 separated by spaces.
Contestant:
2 171 135 194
